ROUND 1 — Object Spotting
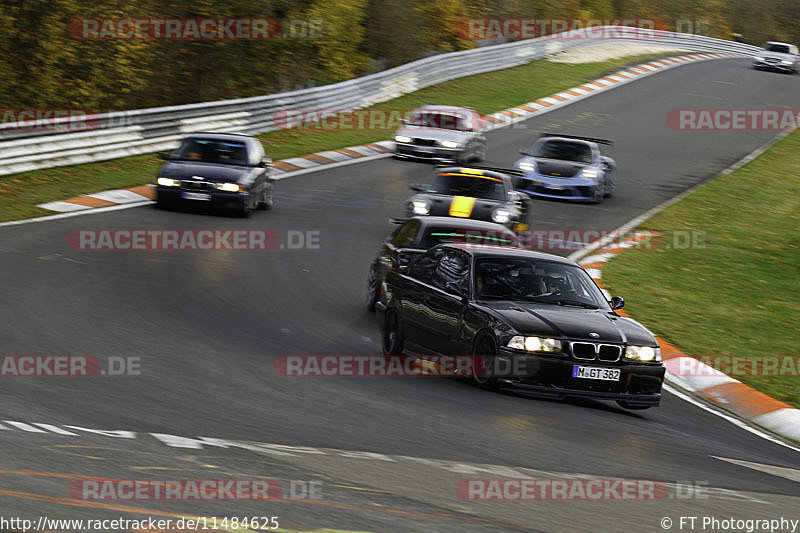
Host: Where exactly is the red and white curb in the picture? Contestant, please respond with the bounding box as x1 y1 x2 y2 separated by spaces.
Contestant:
36 52 741 214
37 185 156 213
577 234 800 443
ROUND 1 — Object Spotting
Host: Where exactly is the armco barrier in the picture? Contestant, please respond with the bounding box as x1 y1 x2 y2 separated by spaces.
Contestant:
0 29 760 177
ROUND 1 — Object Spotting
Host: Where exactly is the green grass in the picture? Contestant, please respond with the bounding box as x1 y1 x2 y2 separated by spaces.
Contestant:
602 132 800 408
0 52 670 222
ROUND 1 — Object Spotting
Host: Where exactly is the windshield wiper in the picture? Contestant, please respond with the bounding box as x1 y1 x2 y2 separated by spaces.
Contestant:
554 299 599 309
515 296 599 308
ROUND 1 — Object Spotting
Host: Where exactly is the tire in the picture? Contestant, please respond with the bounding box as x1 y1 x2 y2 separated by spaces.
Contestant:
617 401 651 410
237 196 253 217
474 143 487 162
382 310 405 356
366 266 380 312
256 184 273 210
603 176 615 198
470 333 499 390
520 199 531 224
592 185 604 204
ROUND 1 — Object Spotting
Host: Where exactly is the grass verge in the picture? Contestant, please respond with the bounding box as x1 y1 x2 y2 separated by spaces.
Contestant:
602 131 800 408
0 52 671 222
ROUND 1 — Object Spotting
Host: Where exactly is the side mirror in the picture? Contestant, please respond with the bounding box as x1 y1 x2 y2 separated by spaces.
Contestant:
257 157 271 168
609 296 625 310
409 184 425 192
400 118 408 126
158 151 172 160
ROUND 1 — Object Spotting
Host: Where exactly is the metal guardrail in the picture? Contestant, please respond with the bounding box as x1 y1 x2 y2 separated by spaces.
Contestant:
0 28 760 177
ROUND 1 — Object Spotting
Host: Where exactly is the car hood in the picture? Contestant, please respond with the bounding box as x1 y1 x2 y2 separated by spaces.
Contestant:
480 301 656 345
395 127 471 143
158 161 253 183
532 158 589 178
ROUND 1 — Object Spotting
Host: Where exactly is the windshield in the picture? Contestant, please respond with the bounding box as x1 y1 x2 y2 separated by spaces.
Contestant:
408 112 468 131
764 43 791 54
174 138 249 165
426 172 507 201
420 227 518 248
533 140 593 163
474 257 609 309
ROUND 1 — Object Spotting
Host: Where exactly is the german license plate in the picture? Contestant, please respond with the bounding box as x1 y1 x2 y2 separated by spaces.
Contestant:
572 365 621 381
181 192 212 201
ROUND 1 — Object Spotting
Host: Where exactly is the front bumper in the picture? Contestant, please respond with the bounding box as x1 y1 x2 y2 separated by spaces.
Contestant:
405 210 522 230
516 176 601 201
753 59 795 71
395 143 463 162
156 187 249 210
493 348 665 405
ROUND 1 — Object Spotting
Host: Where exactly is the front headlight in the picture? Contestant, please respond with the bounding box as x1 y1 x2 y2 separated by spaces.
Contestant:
625 345 661 362
581 168 599 179
507 336 562 353
411 200 430 215
492 208 510 224
518 161 536 172
216 182 242 192
156 177 180 187
438 140 460 149
395 135 412 144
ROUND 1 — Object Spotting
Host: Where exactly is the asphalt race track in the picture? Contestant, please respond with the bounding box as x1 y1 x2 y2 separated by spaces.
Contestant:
1 58 799 532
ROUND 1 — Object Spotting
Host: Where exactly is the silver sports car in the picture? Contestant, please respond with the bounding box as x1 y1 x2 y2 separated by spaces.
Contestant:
393 105 487 164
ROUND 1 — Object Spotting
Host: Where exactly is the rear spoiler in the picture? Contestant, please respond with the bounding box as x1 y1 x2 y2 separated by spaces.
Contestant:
539 133 614 146
434 164 526 177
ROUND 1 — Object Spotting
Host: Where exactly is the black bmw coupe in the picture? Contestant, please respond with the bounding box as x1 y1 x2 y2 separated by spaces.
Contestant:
376 244 665 409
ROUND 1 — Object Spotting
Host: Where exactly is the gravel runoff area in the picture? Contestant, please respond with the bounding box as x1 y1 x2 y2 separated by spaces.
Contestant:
548 43 689 63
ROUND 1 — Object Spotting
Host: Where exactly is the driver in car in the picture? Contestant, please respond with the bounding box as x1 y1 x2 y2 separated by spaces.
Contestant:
543 276 569 295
